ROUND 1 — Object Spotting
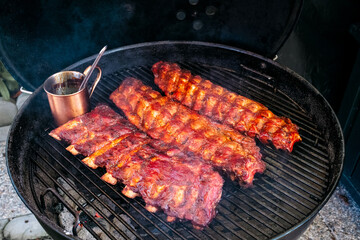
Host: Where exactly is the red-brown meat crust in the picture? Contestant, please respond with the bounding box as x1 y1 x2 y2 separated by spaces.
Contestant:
110 78 265 186
49 105 137 155
50 105 223 229
109 145 223 228
152 61 302 152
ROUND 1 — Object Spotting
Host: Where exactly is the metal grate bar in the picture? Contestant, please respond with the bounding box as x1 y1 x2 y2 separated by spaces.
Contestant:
263 158 323 200
263 159 324 199
260 179 315 215
283 151 329 178
208 218 250 240
222 188 286 233
238 64 273 81
262 164 321 205
296 144 330 164
127 67 158 85
119 69 155 87
229 187 299 228
242 187 303 222
203 222 239 240
220 196 278 237
291 148 329 171
255 183 308 219
297 134 327 152
262 148 328 189
216 203 270 239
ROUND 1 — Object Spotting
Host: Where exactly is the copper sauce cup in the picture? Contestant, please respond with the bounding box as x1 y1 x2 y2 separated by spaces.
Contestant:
43 66 102 126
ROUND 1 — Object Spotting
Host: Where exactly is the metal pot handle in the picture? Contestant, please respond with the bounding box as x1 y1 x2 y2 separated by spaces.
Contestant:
20 86 33 95
83 65 102 97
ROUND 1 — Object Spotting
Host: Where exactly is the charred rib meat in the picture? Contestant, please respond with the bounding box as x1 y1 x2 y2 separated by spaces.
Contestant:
110 78 265 186
50 105 223 229
152 61 301 152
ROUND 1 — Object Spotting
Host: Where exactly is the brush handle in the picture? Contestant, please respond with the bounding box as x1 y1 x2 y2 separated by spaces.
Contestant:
79 45 107 90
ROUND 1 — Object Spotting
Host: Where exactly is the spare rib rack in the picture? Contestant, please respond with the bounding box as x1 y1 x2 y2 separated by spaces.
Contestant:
7 44 341 240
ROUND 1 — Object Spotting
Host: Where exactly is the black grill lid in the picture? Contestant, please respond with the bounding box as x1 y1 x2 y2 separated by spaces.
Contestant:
0 0 302 91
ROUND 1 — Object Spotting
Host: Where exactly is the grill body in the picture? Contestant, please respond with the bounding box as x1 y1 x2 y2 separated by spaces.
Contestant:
6 42 344 240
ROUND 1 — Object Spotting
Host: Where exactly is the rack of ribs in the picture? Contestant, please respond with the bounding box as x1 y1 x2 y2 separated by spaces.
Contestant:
152 61 302 152
50 105 224 229
110 78 265 186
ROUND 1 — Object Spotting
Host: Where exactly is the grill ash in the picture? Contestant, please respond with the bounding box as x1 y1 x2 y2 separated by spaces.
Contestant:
56 177 136 240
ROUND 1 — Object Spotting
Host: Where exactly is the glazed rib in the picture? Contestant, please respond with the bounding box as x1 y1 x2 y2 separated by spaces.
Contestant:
50 105 136 156
152 61 302 152
110 78 265 185
50 105 223 229
104 142 223 229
